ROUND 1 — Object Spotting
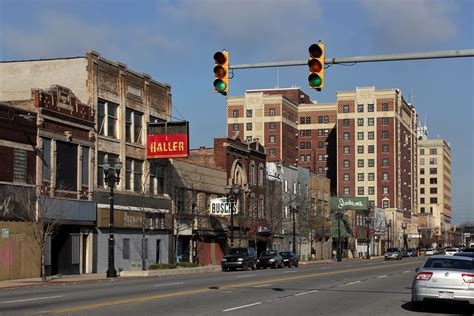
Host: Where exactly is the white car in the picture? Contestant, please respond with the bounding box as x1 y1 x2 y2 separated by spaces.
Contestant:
445 248 458 256
425 249 437 256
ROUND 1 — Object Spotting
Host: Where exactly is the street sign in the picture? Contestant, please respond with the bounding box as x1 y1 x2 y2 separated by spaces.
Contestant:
2 228 9 239
209 198 238 216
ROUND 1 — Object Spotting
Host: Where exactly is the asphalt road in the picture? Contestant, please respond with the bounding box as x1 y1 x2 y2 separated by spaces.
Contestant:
1 257 473 315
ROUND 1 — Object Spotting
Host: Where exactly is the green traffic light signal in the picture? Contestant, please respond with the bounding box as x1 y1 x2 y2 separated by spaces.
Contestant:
214 79 227 93
308 74 322 88
307 42 325 90
213 50 229 95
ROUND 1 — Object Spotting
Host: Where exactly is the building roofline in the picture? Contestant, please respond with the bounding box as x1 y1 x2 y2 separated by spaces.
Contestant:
246 87 303 93
0 56 85 64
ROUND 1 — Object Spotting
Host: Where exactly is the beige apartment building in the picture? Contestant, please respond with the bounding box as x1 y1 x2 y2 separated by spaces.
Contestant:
417 139 452 247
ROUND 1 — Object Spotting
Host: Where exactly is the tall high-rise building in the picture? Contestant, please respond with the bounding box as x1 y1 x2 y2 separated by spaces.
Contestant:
336 87 418 214
417 138 452 246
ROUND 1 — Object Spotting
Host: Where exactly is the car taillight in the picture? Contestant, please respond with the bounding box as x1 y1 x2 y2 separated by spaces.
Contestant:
416 272 433 281
462 274 474 283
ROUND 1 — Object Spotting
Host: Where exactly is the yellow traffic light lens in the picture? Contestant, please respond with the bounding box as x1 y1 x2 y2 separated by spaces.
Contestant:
309 44 323 58
214 52 227 64
214 79 227 92
214 65 227 78
308 59 323 73
308 74 322 87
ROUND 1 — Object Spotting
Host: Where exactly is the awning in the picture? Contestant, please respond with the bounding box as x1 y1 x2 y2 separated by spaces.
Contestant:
331 214 354 238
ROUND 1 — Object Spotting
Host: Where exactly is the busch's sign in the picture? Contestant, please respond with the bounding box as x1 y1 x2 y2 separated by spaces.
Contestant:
209 197 239 216
147 121 189 159
331 197 368 210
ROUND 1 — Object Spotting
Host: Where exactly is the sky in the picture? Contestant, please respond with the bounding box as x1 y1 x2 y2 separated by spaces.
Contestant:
0 0 473 224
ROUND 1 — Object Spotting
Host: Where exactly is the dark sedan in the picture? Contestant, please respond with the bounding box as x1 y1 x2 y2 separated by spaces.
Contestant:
256 250 284 269
280 251 299 267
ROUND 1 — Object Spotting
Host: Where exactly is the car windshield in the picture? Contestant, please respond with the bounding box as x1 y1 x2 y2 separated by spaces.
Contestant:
229 248 248 255
424 258 474 270
261 251 277 256
280 252 291 257
446 248 457 252
387 248 399 252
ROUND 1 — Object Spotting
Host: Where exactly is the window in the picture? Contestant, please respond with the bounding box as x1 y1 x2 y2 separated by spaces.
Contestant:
318 129 324 136
343 160 350 168
420 149 425 155
382 117 389 125
269 136 276 143
369 200 375 207
357 104 364 112
420 207 425 213
258 164 264 187
305 130 311 136
358 159 364 167
369 173 375 181
318 116 324 123
357 118 363 126
269 122 276 130
430 188 438 194
123 239 130 259
343 105 350 113
382 103 389 111
343 132 350 140
368 104 374 112
383 186 389 194
42 138 51 181
383 200 389 208
430 158 437 164
97 152 119 188
420 188 425 194
343 119 350 127
420 178 425 184
343 173 350 181
358 173 364 181
232 124 239 131
343 187 350 195
306 117 311 124
126 108 143 144
306 154 311 162
318 141 324 148
368 159 375 167
269 108 276 116
382 172 389 180
368 118 374 126
368 187 375 195
357 146 364 154
56 141 78 191
306 142 311 149
357 132 364 140
430 168 437 175
382 131 389 139
300 117 305 124
420 168 425 175
358 187 364 195
98 100 118 138
299 130 305 137
420 198 425 204
150 161 165 194
13 148 27 183
430 197 438 203
368 132 374 140
430 178 438 184
343 146 350 154
430 148 437 155
81 146 89 186
246 123 252 131
300 142 305 149
318 154 323 161
382 144 389 153
382 158 389 167
126 158 143 192
368 145 374 153
232 110 239 118
246 109 252 117
269 149 276 156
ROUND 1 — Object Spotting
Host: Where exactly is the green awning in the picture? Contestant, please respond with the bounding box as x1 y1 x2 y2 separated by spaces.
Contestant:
331 214 354 238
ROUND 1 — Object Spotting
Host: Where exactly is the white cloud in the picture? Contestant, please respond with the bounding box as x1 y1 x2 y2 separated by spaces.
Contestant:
361 0 458 50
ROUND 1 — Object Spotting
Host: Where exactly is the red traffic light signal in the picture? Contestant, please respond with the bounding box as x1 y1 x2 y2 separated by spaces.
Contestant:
308 43 324 90
213 50 229 95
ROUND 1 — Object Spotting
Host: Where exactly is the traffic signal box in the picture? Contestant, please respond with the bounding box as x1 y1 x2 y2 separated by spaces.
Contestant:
213 50 229 95
308 43 324 90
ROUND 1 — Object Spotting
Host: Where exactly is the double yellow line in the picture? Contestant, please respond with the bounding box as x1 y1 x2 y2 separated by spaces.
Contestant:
42 261 419 314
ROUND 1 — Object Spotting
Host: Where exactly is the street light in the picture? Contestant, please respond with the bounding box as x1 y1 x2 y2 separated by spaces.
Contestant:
103 157 122 278
385 219 392 249
225 185 242 247
290 201 299 254
364 217 371 259
401 222 408 251
335 210 344 262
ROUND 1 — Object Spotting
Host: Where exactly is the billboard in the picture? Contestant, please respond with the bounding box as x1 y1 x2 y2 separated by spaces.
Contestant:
209 197 239 216
331 197 369 210
147 121 189 159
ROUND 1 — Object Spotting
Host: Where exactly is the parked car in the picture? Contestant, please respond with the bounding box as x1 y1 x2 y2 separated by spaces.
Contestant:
256 250 284 269
412 255 474 309
280 251 299 268
445 248 459 256
406 248 417 257
425 248 437 256
221 247 257 271
385 248 402 260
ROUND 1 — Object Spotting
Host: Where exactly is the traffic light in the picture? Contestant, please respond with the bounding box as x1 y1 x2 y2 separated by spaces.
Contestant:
308 42 324 90
213 50 229 95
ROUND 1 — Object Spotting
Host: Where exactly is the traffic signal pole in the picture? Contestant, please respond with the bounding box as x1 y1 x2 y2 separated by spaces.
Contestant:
229 49 474 70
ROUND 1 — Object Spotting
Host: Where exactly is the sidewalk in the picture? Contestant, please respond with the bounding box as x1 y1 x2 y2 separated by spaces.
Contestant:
0 257 384 289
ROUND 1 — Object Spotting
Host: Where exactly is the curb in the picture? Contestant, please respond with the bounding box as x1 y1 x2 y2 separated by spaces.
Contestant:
120 265 222 277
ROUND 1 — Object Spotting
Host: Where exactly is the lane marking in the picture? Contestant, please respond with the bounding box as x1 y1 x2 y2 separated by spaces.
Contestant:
345 265 353 267
253 284 272 288
376 275 387 279
403 270 410 273
345 281 361 285
281 270 298 274
1 295 63 304
154 282 185 287
295 290 319 296
236 274 256 278
43 260 422 314
223 302 262 312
